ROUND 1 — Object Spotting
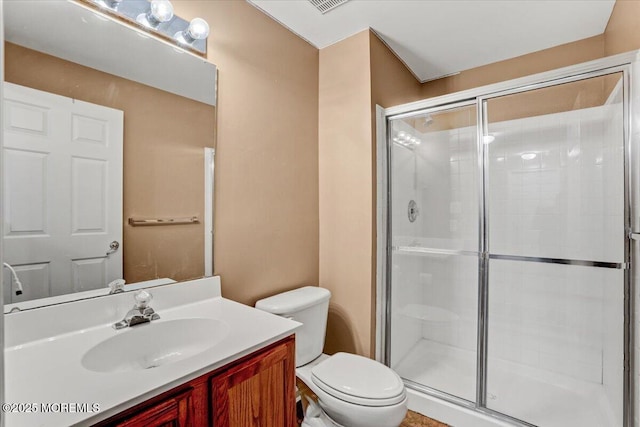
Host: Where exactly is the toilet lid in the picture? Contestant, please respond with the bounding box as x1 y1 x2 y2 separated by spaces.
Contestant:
311 353 405 407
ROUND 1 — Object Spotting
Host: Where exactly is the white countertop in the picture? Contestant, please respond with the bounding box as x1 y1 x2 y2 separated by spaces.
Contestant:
3 277 300 426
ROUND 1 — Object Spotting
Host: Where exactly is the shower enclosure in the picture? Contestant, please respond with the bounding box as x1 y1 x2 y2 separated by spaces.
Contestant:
378 53 640 427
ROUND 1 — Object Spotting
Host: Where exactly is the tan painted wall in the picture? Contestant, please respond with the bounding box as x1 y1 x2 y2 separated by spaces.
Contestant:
318 30 423 358
319 30 372 356
5 42 213 284
605 0 640 55
171 1 319 305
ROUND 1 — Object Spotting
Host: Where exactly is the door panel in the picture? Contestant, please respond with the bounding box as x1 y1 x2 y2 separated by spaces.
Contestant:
483 72 625 427
4 99 49 135
486 259 623 427
388 104 479 402
486 75 624 264
4 149 48 235
71 258 107 293
71 114 108 145
3 263 50 303
71 157 107 233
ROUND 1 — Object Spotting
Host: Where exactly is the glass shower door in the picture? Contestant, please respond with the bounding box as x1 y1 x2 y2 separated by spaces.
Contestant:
483 73 625 427
388 104 480 402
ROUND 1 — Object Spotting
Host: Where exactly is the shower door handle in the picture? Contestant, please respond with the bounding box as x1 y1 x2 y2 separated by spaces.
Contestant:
630 232 640 240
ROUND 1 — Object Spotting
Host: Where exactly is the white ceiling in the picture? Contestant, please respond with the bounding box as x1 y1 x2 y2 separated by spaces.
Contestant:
248 0 616 82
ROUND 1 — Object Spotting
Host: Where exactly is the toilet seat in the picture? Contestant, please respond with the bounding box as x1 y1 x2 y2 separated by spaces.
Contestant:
311 352 405 407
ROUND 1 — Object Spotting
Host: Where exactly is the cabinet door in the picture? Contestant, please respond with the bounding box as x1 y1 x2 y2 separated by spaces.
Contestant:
111 388 194 427
211 336 296 427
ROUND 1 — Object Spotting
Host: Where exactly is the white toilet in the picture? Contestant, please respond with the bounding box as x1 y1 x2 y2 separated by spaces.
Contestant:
255 286 407 427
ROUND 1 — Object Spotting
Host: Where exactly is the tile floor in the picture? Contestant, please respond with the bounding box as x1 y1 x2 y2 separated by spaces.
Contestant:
401 410 448 427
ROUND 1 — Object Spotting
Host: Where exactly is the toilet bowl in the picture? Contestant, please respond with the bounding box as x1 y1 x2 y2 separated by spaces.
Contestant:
255 286 407 427
298 353 407 427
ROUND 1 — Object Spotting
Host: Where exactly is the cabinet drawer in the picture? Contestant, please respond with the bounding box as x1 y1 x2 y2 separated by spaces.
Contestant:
102 388 194 427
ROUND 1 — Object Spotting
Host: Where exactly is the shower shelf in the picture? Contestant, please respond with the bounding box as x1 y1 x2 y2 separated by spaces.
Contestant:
399 304 460 323
393 246 476 259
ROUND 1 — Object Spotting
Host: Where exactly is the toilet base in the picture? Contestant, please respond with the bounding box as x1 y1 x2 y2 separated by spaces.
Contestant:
301 407 343 427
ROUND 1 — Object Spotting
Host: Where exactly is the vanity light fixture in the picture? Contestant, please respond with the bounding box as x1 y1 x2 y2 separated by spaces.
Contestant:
96 0 123 10
84 0 209 56
393 131 422 149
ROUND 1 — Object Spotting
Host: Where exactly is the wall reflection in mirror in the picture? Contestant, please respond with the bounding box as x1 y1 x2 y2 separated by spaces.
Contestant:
2 0 217 312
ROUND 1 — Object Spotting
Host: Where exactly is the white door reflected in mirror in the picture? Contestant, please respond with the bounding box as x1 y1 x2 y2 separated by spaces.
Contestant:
3 82 123 304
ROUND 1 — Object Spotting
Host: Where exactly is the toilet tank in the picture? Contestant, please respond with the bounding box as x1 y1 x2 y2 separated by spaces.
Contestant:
255 286 331 367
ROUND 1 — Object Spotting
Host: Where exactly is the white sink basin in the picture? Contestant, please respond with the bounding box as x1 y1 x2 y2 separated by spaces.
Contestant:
82 318 229 373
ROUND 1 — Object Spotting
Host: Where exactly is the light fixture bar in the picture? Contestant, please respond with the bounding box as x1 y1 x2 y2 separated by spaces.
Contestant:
80 0 209 57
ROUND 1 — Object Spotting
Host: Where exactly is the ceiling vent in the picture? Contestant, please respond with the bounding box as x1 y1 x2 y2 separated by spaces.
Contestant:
309 0 351 14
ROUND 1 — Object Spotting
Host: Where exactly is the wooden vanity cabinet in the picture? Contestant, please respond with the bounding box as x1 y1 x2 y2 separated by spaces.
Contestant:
94 335 296 427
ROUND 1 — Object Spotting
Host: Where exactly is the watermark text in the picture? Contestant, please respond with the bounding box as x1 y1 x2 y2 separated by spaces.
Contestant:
1 402 100 413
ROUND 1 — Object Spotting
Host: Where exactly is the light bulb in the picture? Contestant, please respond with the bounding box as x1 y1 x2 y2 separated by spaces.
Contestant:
187 18 210 40
175 18 210 45
137 0 174 27
150 0 174 23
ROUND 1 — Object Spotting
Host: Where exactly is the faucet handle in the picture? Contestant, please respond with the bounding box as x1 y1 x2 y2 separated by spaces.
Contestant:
108 279 126 294
134 290 153 309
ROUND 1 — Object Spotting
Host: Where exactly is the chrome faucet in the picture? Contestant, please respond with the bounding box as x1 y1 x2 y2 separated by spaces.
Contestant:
108 279 126 294
113 290 160 329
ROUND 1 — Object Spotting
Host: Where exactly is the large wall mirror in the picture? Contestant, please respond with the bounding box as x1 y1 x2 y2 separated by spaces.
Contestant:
2 0 217 313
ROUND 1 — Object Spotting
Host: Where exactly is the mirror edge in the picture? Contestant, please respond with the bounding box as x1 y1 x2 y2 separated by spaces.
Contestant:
1 0 6 414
